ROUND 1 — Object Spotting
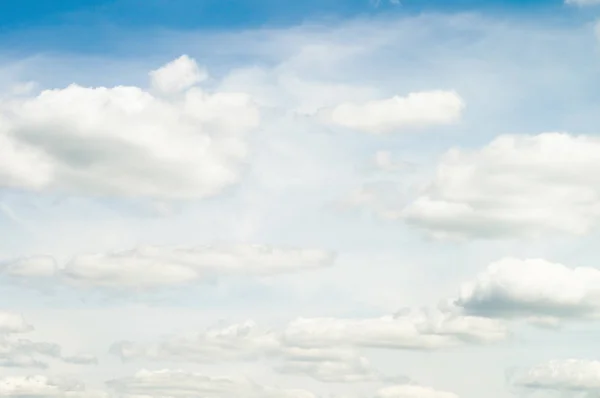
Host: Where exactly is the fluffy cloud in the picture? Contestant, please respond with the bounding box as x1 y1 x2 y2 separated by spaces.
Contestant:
375 385 459 398
511 359 600 394
4 244 335 289
453 258 600 323
281 308 507 350
402 133 600 239
319 91 464 134
106 369 316 398
149 55 208 94
0 55 259 199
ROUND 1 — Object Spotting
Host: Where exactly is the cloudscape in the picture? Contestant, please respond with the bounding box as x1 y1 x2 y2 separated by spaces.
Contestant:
1 1 600 397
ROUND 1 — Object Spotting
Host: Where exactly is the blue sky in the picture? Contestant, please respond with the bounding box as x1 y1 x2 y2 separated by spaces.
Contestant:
2 1 600 398
0 0 565 30
0 0 582 53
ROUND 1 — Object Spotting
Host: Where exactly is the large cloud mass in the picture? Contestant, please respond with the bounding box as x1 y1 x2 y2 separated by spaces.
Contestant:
0 55 259 199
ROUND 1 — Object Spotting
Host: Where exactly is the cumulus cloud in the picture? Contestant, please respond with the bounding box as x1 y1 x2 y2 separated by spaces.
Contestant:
319 91 464 134
453 258 600 323
511 359 600 394
0 56 259 199
402 133 600 239
4 244 335 290
106 369 316 398
149 55 208 94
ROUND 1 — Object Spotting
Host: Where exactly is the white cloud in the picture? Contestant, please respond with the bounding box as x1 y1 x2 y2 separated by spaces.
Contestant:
2 11 600 398
106 369 316 398
402 133 600 239
0 311 96 368
319 91 464 134
110 311 507 377
0 311 57 369
0 339 61 368
2 256 57 278
281 307 507 350
0 376 78 397
110 321 385 383
275 347 385 383
0 337 95 369
0 375 104 398
511 359 600 393
5 244 335 290
375 385 459 398
454 258 600 322
0 312 33 334
0 56 259 199
110 320 280 362
149 55 208 94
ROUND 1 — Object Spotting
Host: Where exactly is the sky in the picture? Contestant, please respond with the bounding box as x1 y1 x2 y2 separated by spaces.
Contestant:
2 0 600 398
